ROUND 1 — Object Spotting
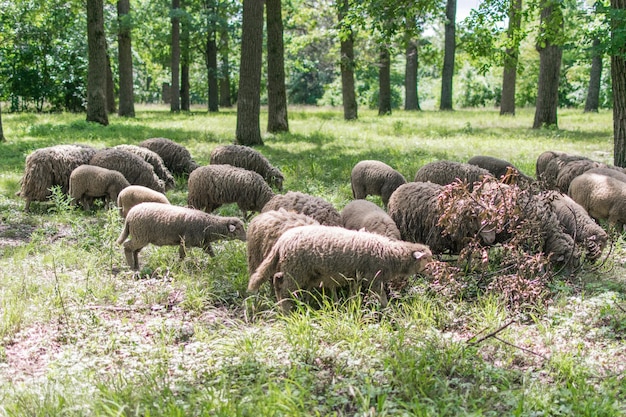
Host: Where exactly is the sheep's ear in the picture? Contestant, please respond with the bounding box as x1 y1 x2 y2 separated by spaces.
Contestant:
228 223 237 233
413 251 429 260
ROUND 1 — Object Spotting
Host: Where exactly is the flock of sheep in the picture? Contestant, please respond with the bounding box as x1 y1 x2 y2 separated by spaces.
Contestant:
16 138 625 312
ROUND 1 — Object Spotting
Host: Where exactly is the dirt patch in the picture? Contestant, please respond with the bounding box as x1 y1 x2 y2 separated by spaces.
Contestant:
0 223 36 246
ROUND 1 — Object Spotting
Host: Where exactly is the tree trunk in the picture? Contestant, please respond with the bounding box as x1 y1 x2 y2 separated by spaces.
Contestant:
0 102 5 142
533 1 563 129
584 37 602 113
207 30 219 112
219 27 232 108
171 0 181 112
404 24 420 111
106 53 116 114
338 0 357 120
86 0 109 125
181 3 190 111
500 0 522 116
236 0 265 146
117 0 135 117
266 0 289 132
612 0 626 167
440 0 456 111
378 47 392 115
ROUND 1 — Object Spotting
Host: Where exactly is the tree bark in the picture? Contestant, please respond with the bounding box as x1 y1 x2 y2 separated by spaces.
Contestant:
181 2 190 111
584 37 602 113
611 0 626 167
404 22 420 111
86 0 109 125
117 0 135 117
378 47 392 115
106 53 116 114
0 102 5 142
440 0 456 111
533 1 563 129
171 0 181 112
207 29 219 112
338 0 357 120
500 0 522 116
219 27 232 108
236 0 265 146
266 0 289 132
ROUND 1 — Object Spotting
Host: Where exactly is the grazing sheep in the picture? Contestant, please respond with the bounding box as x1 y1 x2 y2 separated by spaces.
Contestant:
388 181 496 254
569 172 626 231
138 137 200 175
187 164 274 218
69 165 130 211
540 153 592 190
117 185 170 219
350 160 407 205
340 199 401 240
247 225 433 312
554 159 605 193
210 144 284 191
544 191 608 261
90 148 166 193
113 144 176 190
584 167 626 183
117 202 247 270
261 191 342 226
18 144 97 211
467 155 533 185
536 151 565 181
414 160 492 190
246 208 320 276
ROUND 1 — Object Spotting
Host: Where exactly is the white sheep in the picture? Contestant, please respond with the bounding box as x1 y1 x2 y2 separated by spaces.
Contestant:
340 199 401 240
69 165 130 211
414 160 492 190
138 137 200 176
116 202 247 270
247 225 432 313
113 144 176 190
569 172 626 231
210 144 284 190
90 148 165 193
246 208 320 276
116 185 170 219
350 160 407 206
261 191 342 226
187 164 275 218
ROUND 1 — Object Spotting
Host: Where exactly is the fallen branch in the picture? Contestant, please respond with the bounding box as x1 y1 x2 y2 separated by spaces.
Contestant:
493 336 549 361
466 318 516 346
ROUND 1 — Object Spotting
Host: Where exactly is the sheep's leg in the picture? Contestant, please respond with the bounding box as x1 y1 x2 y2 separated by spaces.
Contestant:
123 241 143 270
203 243 215 257
371 274 388 308
273 272 298 313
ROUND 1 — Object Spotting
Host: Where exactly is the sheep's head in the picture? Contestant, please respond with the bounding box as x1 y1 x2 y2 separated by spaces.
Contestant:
269 169 284 191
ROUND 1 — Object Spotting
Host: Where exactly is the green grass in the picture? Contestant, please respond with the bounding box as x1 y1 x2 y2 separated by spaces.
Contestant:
1 105 625 416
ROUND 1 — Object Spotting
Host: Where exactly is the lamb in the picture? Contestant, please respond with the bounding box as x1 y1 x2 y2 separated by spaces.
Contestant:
18 144 97 211
340 199 401 240
246 208 320 276
138 137 200 176
90 148 166 193
568 172 626 231
414 160 492 190
116 185 170 219
261 191 342 226
187 164 274 218
247 225 432 313
544 191 608 261
350 160 407 206
68 165 130 211
113 144 176 190
210 144 284 191
116 202 247 270
467 155 533 185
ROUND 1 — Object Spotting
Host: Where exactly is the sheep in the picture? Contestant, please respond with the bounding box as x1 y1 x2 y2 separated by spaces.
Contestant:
90 148 166 193
116 185 170 219
584 167 626 183
554 159 606 193
68 165 130 211
467 155 533 185
246 208 320 276
18 144 97 211
210 144 284 191
138 137 200 176
387 181 497 254
340 199 401 240
247 225 433 313
536 151 565 181
569 172 626 231
544 191 608 261
116 202 247 270
187 164 274 218
350 160 407 206
540 153 592 190
414 160 493 190
261 191 342 226
113 144 176 190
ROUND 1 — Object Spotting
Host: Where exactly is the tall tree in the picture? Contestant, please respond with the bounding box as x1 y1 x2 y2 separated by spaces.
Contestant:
219 26 232 108
86 0 109 125
106 53 116 114
171 0 181 112
206 18 219 112
378 46 392 115
337 0 358 120
236 0 265 146
117 0 135 117
0 103 5 142
181 1 190 111
267 0 289 132
584 37 603 113
440 0 456 110
500 0 523 115
611 0 626 167
404 19 420 111
532 0 563 129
